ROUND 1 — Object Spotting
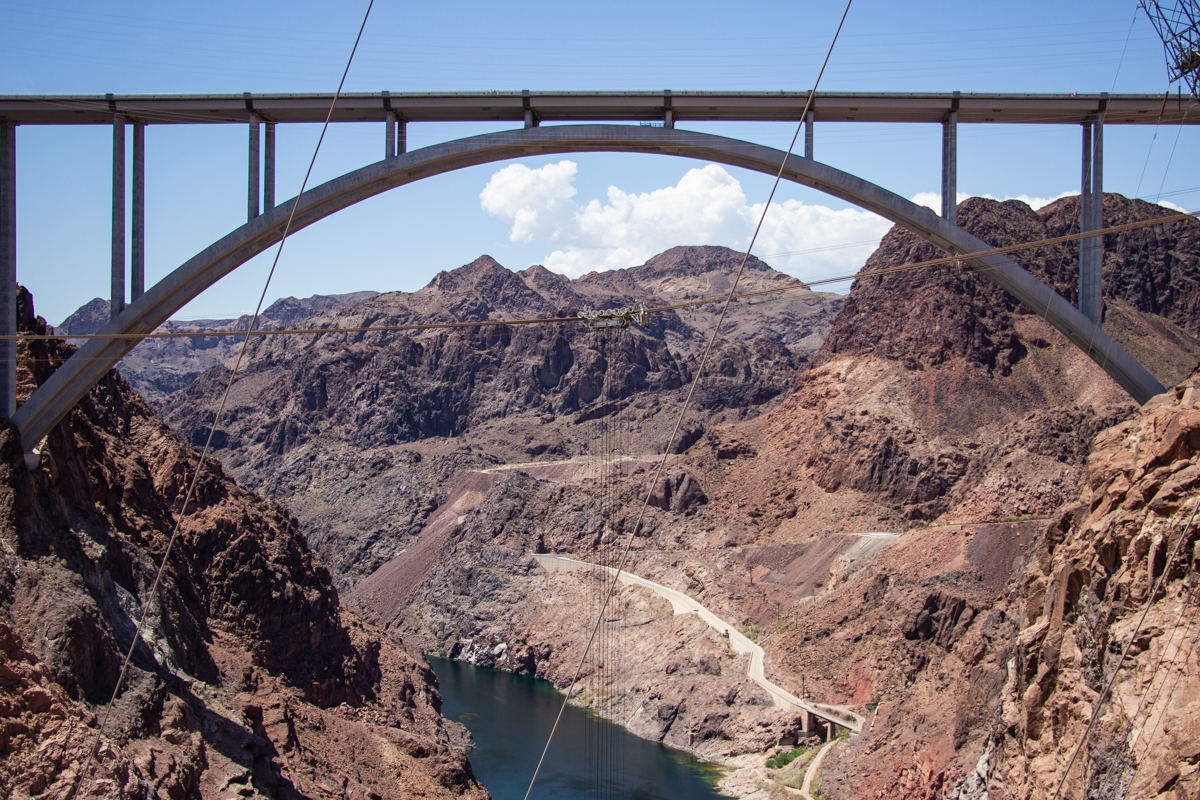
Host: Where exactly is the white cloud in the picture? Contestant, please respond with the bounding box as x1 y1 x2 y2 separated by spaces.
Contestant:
912 190 1077 213
479 160 892 281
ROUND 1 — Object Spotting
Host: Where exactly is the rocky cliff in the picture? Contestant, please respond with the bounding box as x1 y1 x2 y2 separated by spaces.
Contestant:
987 372 1200 799
156 247 840 592
1 289 486 799
135 197 1200 798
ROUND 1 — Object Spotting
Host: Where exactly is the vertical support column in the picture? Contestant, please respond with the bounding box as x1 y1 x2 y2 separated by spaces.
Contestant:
663 90 674 129
263 121 275 212
247 112 260 221
804 110 814 159
1090 107 1105 323
0 122 15 419
131 121 144 303
385 110 397 160
523 90 537 129
397 119 407 154
111 115 125 321
1079 120 1095 322
940 101 960 225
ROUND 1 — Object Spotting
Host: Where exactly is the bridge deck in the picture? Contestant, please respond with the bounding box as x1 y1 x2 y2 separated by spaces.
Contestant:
1 91 1195 126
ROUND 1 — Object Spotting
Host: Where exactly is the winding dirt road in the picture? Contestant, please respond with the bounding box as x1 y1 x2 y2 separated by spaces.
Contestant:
533 554 863 733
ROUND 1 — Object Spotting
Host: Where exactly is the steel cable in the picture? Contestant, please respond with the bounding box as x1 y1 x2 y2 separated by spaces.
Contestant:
65 2 376 797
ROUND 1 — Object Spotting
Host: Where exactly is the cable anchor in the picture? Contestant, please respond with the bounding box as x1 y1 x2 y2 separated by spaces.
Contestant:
579 302 649 330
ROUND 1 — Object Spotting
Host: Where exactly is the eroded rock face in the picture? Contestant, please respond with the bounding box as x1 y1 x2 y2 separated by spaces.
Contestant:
154 247 840 592
56 292 382 400
351 471 807 763
0 291 486 800
1039 194 1200 336
988 372 1200 800
699 196 1200 525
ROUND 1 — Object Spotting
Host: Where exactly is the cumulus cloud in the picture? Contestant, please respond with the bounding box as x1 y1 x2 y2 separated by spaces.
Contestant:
912 190 1077 213
479 161 892 281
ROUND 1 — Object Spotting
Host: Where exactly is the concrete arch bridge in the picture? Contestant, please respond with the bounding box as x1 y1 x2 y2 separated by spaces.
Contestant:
1 91 1185 452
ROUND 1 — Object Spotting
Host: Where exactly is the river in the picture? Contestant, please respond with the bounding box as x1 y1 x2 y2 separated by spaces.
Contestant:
430 657 730 799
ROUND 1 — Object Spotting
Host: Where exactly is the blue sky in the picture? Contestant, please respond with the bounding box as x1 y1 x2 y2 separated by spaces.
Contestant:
2 0 1197 325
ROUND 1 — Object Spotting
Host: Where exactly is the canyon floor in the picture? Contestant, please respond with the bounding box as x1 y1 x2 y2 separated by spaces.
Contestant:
7 193 1200 798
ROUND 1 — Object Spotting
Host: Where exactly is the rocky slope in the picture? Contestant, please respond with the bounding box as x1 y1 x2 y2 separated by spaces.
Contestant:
1039 194 1200 336
138 195 1200 797
986 373 1200 799
2 289 486 799
156 247 841 592
57 291 380 400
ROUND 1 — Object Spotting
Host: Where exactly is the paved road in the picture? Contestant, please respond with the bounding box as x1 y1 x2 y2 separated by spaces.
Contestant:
533 554 863 733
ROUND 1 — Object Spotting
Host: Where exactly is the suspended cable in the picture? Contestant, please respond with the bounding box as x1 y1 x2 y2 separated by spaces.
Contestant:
21 208 1199 345
66 2 377 797
523 1 855 796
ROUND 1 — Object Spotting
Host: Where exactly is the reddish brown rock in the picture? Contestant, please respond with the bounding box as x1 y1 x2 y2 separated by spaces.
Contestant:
0 290 487 800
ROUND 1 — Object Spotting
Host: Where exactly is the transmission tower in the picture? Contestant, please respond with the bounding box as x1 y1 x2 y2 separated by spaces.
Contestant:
1140 0 1200 93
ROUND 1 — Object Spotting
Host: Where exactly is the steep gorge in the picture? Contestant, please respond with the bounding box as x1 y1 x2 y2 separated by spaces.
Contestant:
1 291 486 800
29 192 1200 798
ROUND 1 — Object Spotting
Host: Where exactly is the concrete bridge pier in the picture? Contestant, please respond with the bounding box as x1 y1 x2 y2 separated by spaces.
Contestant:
941 91 959 224
804 110 814 159
247 110 260 221
1079 98 1106 324
131 120 144 302
264 121 275 212
1 121 14 419
825 719 840 740
384 111 407 160
110 114 125 319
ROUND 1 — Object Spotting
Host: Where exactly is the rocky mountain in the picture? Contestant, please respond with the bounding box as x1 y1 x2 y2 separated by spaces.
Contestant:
315 195 1200 797
157 247 842 592
987 370 1200 799
2 289 485 799
57 291 380 400
34 192 1200 799
1039 194 1200 336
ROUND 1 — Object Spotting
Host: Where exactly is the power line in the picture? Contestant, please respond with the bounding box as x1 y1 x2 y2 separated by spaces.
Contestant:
19 207 1196 344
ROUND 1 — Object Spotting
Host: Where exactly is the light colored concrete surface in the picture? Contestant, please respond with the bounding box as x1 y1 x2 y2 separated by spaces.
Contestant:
534 553 864 733
15 124 1164 452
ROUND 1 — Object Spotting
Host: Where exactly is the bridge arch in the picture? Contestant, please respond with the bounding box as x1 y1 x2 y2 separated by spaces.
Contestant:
14 124 1164 451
